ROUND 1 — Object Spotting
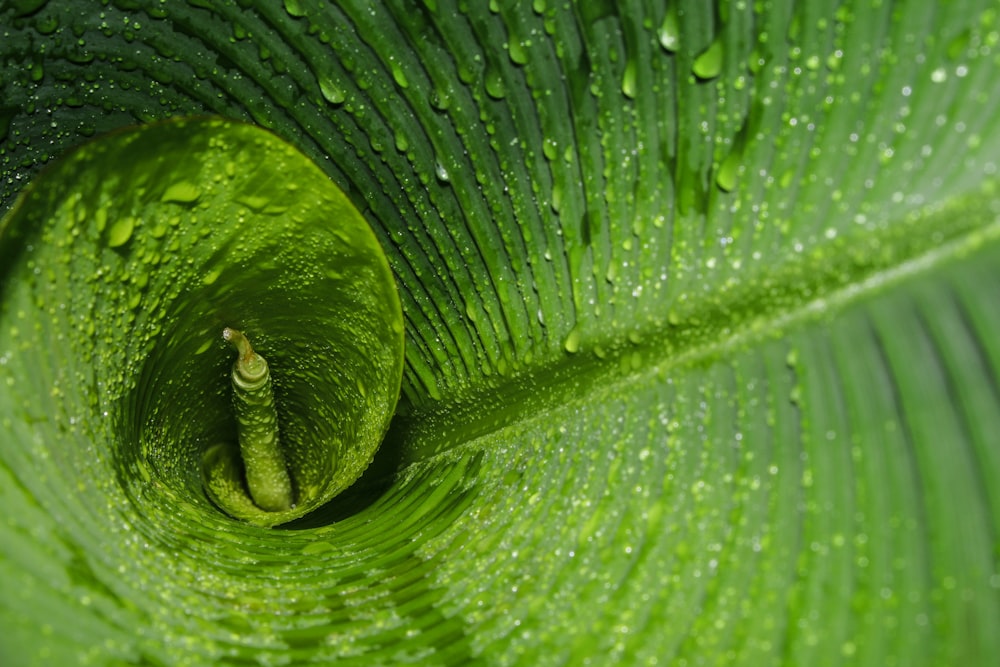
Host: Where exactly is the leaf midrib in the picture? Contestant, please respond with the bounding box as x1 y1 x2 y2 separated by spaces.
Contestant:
386 181 1000 467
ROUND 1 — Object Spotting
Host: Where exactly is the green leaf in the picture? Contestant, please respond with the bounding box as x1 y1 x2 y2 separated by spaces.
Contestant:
1 118 405 528
1 1 999 665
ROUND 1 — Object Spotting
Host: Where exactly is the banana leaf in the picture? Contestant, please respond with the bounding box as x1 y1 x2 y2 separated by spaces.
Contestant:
1 0 998 665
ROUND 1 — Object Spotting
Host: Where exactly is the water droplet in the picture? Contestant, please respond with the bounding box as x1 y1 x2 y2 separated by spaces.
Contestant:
35 14 59 35
550 183 562 212
391 63 409 89
107 216 135 248
621 58 637 99
430 86 450 111
716 150 741 192
435 161 450 182
202 267 222 285
542 137 558 161
161 181 201 204
457 64 477 85
693 36 724 80
318 76 345 105
302 541 335 555
237 195 270 212
563 327 581 353
508 40 528 66
658 7 680 53
394 130 409 153
283 0 306 17
485 68 505 99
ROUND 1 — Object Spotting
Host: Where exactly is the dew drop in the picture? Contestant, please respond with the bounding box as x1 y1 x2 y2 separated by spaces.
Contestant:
435 161 450 182
237 195 270 212
94 208 108 233
394 130 409 153
391 63 409 89
283 0 306 17
161 181 201 204
693 36 724 80
563 327 581 353
430 87 450 111
318 76 345 105
658 7 680 53
508 39 528 66
716 150 741 192
485 68 506 99
202 267 222 285
35 13 59 35
107 216 135 248
621 58 637 99
542 137 558 161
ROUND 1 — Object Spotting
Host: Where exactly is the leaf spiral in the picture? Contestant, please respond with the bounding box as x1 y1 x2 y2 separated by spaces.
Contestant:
0 117 405 533
2 1 1000 666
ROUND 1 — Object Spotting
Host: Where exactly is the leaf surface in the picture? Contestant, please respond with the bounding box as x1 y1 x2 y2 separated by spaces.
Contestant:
1 0 998 665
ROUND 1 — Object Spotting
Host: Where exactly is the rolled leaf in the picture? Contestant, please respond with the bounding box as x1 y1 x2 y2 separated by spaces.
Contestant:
1 1 999 666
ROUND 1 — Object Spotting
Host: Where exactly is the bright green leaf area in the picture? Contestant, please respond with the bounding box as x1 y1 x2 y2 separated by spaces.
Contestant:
1 1 999 665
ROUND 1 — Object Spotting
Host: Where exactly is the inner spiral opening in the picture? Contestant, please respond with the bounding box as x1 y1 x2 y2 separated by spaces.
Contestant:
125 229 401 529
8 118 405 529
